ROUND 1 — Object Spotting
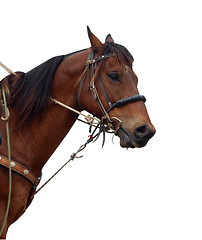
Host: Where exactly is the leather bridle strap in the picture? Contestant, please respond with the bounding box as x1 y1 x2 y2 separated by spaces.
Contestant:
90 76 112 123
107 95 146 112
77 52 114 123
87 53 115 65
98 75 113 109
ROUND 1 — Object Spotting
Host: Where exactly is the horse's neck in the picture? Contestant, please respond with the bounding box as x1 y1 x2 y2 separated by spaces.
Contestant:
5 98 77 177
24 102 78 174
5 50 89 176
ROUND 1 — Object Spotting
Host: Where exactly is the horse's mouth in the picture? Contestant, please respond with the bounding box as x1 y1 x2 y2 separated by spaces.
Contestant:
117 129 143 148
116 127 153 148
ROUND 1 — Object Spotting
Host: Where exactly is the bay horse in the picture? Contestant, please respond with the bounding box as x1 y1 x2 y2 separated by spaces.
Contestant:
0 27 155 239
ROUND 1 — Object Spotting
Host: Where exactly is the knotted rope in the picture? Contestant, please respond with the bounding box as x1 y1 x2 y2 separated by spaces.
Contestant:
34 132 96 195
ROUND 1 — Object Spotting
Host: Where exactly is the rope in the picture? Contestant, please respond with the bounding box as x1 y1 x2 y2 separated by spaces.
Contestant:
50 97 100 125
0 61 17 76
34 136 93 195
0 89 12 238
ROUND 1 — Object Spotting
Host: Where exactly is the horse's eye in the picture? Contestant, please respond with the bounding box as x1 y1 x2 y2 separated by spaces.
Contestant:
108 72 121 82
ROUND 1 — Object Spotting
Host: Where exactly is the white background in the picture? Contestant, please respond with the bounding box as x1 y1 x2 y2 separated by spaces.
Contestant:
1 0 202 239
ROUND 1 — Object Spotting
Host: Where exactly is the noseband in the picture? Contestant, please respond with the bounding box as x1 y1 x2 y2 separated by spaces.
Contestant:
77 51 146 131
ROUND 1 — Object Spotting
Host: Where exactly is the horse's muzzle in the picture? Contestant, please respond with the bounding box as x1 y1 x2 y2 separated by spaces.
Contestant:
117 124 156 148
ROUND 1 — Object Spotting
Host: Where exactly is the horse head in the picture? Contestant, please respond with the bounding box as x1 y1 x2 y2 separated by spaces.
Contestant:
78 27 156 148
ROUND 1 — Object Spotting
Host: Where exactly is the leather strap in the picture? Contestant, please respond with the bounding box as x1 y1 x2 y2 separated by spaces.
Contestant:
98 75 112 108
87 53 114 65
77 51 95 109
0 155 40 185
107 95 146 113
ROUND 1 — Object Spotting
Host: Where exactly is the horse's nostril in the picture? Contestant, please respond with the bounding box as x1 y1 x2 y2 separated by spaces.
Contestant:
135 124 150 138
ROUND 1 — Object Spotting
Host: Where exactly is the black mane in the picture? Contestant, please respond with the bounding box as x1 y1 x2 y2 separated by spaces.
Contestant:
7 50 85 126
7 56 64 126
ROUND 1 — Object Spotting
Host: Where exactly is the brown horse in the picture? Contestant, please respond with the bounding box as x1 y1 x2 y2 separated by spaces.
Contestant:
0 27 155 239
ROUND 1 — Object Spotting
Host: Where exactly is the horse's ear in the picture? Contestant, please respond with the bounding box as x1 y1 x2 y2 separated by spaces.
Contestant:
87 26 102 49
105 34 114 43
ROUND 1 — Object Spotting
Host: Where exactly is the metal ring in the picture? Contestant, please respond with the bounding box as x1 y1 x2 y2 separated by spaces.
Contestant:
1 107 10 121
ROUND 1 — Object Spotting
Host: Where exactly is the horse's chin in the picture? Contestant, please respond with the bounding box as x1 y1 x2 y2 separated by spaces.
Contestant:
117 128 147 149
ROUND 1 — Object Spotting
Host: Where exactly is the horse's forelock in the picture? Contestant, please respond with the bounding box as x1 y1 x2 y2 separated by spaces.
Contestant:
100 42 134 66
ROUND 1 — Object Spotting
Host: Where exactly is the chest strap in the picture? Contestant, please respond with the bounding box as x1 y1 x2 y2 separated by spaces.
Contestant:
0 155 41 186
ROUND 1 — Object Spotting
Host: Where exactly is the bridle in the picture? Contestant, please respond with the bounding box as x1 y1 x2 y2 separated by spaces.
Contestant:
77 51 146 133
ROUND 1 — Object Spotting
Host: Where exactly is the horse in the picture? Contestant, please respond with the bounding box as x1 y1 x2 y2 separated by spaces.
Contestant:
0 27 155 239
